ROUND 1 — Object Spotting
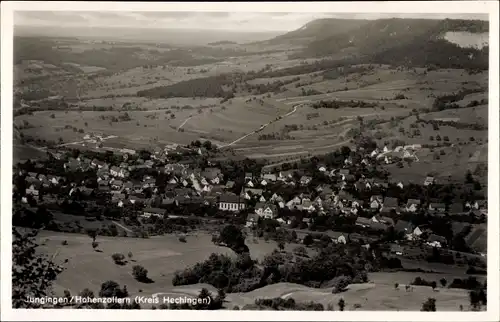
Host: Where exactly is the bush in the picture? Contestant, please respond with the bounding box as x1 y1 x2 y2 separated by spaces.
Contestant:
352 271 368 284
61 240 68 246
449 277 481 290
331 275 352 294
293 246 308 257
179 236 187 243
132 265 150 283
466 266 487 275
338 298 345 311
421 298 436 311
111 253 126 265
303 234 314 246
91 241 99 249
411 277 435 287
253 297 324 311
128 252 133 259
99 280 128 298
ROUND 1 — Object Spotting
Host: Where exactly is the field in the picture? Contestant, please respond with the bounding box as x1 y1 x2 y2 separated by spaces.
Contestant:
14 35 489 185
37 231 293 298
36 230 482 311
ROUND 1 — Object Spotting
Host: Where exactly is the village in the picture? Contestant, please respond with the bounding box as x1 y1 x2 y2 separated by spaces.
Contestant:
13 136 488 267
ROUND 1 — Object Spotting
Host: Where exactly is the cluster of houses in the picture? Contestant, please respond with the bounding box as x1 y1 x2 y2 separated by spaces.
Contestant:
19 145 487 253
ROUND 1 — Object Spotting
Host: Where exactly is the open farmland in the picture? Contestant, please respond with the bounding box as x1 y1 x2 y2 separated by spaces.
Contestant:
35 230 482 311
35 230 299 299
12 14 491 314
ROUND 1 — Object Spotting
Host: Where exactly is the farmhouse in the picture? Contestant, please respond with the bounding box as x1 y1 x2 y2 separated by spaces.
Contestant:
141 207 165 219
423 176 435 186
25 183 40 196
241 188 264 199
427 234 447 248
405 199 421 212
300 176 312 186
370 195 383 209
355 217 372 228
394 220 414 235
219 193 245 212
382 197 399 210
110 166 128 178
246 213 260 227
262 173 277 182
429 203 446 212
449 202 464 214
255 202 278 219
390 244 404 256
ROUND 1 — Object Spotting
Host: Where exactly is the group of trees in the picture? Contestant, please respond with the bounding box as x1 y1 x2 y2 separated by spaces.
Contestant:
311 99 377 109
137 75 236 99
432 88 485 111
175 225 373 293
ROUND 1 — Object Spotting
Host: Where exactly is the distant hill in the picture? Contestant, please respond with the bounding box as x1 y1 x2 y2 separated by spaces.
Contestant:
274 18 489 69
208 40 238 46
302 18 489 57
265 18 370 46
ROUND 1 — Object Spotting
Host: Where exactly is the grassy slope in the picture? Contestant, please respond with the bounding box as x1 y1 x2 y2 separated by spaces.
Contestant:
36 231 484 311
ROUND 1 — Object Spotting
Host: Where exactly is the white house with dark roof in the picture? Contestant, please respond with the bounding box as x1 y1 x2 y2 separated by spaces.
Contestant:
406 199 421 212
141 207 165 219
219 194 245 212
110 166 128 178
255 202 278 219
424 176 435 186
246 213 260 227
429 203 446 212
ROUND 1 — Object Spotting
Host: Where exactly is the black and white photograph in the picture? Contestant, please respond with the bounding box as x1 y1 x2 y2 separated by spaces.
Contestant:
1 1 499 321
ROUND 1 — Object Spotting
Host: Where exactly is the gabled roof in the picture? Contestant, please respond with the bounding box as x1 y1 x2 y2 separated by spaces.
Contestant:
242 188 263 196
370 222 389 231
339 169 350 175
406 199 421 206
220 193 242 203
379 216 395 226
356 217 372 226
391 244 404 252
246 213 259 221
383 197 399 208
465 225 487 253
428 234 447 244
449 202 464 213
143 207 165 214
394 220 414 233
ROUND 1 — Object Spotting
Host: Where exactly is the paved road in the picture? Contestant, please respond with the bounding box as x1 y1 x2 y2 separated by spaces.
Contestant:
220 104 300 149
111 220 133 233
56 135 118 148
177 116 193 131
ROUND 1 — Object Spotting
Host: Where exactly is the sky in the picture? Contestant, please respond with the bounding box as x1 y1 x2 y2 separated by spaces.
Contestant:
14 11 489 33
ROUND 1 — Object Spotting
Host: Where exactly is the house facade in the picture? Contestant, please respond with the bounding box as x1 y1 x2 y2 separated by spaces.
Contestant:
219 194 245 212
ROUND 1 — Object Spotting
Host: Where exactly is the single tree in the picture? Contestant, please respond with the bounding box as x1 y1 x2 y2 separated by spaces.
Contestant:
303 234 314 246
338 298 345 311
132 265 149 282
440 278 447 288
421 298 436 311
